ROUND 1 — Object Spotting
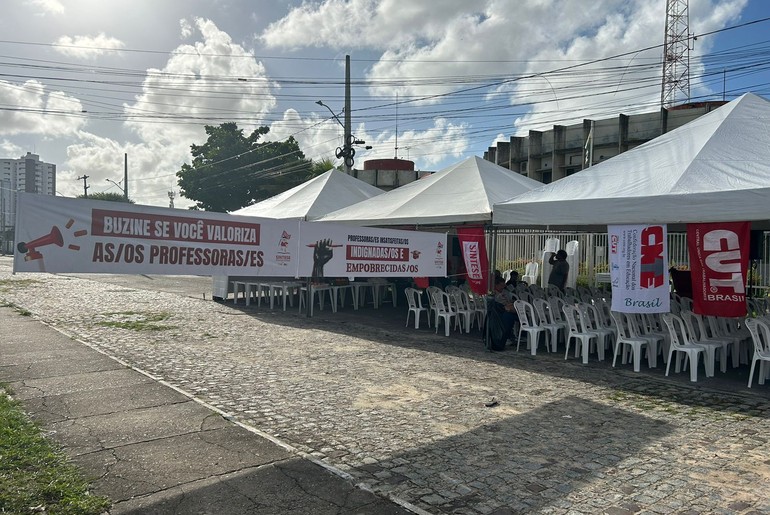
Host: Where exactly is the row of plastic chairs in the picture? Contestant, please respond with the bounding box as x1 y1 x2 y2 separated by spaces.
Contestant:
409 284 770 387
404 286 488 337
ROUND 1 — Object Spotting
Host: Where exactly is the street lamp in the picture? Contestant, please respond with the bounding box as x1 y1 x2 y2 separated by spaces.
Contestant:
106 178 125 197
316 100 370 173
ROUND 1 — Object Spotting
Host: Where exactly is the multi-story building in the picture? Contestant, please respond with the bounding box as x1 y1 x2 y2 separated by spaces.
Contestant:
0 152 56 253
483 102 726 184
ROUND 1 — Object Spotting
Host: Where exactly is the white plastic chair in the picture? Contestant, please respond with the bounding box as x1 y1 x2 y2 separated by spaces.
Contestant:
468 292 487 329
540 238 560 288
450 289 474 333
661 313 708 382
522 261 539 286
611 311 651 372
433 291 457 337
681 310 729 376
580 303 613 360
404 288 429 329
533 298 565 352
563 304 598 364
745 318 770 388
426 286 442 323
514 300 547 355
565 240 579 290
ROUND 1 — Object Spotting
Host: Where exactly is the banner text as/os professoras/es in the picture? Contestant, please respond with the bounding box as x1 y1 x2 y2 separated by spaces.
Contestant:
13 193 447 279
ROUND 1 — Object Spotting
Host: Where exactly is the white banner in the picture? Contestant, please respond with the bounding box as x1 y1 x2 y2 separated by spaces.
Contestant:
609 224 670 313
298 222 446 279
13 193 301 276
13 193 446 279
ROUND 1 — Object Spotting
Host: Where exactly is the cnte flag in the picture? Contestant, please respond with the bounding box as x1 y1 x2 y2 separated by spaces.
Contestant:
609 224 670 313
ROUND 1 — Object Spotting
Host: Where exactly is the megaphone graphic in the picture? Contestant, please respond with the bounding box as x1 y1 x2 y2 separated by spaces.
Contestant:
17 226 64 261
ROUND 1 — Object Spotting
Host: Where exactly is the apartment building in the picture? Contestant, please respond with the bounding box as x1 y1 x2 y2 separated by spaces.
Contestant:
483 102 726 183
0 152 56 253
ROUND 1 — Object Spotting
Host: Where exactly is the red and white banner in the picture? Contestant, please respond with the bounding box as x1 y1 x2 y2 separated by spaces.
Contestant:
297 223 445 279
456 226 489 295
13 193 446 279
687 221 750 317
609 224 670 313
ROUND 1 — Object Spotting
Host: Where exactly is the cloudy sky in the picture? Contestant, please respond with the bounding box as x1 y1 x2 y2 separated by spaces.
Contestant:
0 0 768 208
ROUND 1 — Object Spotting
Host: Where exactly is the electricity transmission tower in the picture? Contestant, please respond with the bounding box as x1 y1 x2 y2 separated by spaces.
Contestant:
661 0 691 108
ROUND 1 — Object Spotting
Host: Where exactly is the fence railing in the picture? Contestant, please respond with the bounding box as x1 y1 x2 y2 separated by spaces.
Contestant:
491 229 769 293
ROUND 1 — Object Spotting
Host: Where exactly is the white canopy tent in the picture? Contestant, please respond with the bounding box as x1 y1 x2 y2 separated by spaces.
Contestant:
231 169 384 221
317 156 543 227
493 93 770 231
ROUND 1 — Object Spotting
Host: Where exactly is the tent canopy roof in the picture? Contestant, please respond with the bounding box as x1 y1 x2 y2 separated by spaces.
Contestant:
231 169 384 220
316 156 542 226
492 93 770 231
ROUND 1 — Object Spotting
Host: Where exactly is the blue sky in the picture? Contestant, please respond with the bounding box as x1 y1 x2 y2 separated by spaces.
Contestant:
0 0 767 207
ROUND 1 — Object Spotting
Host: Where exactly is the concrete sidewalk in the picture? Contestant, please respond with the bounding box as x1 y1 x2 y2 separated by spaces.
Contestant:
0 307 412 515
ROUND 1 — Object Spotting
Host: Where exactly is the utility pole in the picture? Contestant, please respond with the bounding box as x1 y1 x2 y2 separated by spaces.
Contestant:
344 54 352 174
77 175 90 197
123 153 129 201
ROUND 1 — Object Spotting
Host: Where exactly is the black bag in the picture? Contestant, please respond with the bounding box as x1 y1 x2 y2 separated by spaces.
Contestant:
483 297 508 351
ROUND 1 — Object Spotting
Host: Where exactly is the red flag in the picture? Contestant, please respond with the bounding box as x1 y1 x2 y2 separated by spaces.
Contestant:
456 226 489 295
687 221 750 317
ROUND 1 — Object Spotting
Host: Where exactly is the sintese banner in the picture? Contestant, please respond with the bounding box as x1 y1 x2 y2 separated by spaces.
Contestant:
609 224 670 313
297 223 446 279
456 226 489 295
687 221 750 317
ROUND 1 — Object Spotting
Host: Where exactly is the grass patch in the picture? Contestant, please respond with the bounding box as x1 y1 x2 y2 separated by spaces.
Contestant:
0 387 112 514
0 278 39 293
96 311 176 331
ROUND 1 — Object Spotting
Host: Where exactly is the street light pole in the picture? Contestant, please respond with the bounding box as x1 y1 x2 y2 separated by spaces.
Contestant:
316 55 371 175
106 179 125 196
344 54 352 174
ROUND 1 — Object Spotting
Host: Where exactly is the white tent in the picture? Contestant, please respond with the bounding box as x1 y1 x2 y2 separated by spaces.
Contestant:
493 93 770 231
316 156 542 227
231 169 384 220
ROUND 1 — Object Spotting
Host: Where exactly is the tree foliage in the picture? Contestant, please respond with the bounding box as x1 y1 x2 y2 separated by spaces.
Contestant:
176 123 317 212
77 192 134 203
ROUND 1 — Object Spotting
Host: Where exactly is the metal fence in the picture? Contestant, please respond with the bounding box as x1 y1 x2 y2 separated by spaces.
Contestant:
491 229 769 293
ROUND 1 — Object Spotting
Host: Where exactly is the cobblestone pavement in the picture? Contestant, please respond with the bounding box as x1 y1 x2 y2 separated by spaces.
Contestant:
2 260 769 514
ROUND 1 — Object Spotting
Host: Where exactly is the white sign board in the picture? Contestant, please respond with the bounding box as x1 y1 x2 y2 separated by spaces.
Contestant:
13 194 446 279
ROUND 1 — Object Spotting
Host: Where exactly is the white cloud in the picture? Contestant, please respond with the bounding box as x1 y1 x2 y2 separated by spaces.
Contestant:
0 80 86 136
180 19 193 39
0 139 24 157
60 132 192 206
267 109 469 170
261 0 748 150
125 18 277 145
24 0 64 15
54 18 282 207
53 33 126 59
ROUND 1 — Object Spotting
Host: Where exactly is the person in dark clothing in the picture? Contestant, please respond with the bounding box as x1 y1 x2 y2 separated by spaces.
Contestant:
493 277 519 344
547 249 569 291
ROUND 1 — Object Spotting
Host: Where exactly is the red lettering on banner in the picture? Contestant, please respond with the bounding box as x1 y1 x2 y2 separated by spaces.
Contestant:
687 222 749 317
456 226 489 296
640 226 665 288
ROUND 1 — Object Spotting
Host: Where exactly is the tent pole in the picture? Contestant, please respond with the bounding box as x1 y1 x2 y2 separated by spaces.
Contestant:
488 224 497 293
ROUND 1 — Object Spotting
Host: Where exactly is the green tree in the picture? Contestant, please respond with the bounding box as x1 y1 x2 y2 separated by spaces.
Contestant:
176 123 316 212
77 192 134 203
